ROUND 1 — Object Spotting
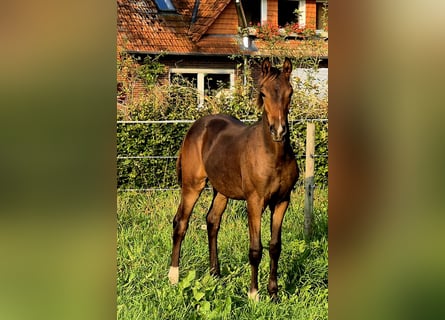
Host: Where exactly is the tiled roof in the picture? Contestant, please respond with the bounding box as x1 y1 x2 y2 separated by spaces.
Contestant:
117 0 193 54
117 0 234 54
195 35 240 55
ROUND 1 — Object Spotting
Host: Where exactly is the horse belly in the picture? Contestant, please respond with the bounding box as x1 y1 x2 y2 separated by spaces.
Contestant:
204 146 245 199
199 116 248 199
209 178 245 200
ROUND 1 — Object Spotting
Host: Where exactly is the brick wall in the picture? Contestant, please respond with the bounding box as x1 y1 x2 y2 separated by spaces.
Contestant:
305 0 317 30
117 54 149 105
267 0 278 26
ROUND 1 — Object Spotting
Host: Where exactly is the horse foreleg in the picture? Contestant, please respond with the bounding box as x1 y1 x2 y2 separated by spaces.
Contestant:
246 198 264 301
206 190 228 277
267 199 289 300
169 188 202 284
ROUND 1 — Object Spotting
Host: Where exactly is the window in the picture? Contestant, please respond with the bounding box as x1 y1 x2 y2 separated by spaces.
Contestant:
204 74 231 96
242 0 268 26
154 0 175 12
170 68 235 106
278 0 300 27
316 1 328 31
243 0 261 26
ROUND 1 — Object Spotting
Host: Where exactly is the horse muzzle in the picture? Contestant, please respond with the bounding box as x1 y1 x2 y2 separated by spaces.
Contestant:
270 123 287 142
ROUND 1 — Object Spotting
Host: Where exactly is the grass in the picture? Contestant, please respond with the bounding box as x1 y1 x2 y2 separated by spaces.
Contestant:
117 187 328 319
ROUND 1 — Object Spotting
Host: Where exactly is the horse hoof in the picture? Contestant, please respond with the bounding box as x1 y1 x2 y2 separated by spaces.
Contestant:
168 266 179 284
248 289 260 302
269 293 280 303
209 268 220 278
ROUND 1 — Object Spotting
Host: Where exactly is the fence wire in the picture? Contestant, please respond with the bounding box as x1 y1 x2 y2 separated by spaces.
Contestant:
117 119 328 192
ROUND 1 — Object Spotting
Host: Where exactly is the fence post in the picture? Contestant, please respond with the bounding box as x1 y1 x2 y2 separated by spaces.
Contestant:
304 122 316 239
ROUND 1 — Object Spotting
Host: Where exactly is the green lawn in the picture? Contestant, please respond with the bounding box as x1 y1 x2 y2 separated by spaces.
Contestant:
117 187 328 319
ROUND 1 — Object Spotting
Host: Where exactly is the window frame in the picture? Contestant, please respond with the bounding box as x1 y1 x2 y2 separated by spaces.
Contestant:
278 0 300 27
154 0 176 12
315 0 328 33
169 68 236 106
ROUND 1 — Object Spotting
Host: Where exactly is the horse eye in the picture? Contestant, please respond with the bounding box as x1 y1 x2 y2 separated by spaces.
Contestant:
260 92 266 98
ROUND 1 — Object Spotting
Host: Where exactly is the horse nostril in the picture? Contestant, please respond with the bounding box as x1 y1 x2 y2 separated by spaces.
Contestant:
282 125 287 136
276 124 286 137
269 124 287 141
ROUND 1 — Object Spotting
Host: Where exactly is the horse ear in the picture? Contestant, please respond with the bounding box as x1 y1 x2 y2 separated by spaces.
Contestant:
283 58 292 79
261 58 272 76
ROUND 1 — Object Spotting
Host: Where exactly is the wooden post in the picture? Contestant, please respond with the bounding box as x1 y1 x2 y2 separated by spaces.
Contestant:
304 122 316 239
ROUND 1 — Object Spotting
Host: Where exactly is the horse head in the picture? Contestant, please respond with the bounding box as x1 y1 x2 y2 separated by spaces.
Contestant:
258 58 293 142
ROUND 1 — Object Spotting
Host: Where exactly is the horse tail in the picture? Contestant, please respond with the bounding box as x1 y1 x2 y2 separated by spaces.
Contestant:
176 150 182 187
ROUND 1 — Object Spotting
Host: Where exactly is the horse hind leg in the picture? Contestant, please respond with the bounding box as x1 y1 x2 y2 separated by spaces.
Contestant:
169 129 208 284
206 190 228 277
168 184 204 284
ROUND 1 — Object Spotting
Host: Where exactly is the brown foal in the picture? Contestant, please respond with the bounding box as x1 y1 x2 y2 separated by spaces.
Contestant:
168 58 299 300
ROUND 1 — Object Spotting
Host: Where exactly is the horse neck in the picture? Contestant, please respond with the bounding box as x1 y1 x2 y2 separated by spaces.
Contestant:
260 111 290 157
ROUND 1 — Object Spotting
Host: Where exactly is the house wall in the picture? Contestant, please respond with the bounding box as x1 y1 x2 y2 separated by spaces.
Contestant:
204 0 318 37
117 54 150 105
267 0 278 25
305 0 317 29
206 2 238 34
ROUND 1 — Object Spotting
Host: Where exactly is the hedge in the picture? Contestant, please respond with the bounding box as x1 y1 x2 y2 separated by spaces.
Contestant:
117 118 327 190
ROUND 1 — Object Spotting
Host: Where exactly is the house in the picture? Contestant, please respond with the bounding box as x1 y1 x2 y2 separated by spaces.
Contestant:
117 0 328 105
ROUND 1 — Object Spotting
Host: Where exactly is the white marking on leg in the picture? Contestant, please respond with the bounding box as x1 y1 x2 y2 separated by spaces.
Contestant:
168 266 179 284
248 289 259 302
